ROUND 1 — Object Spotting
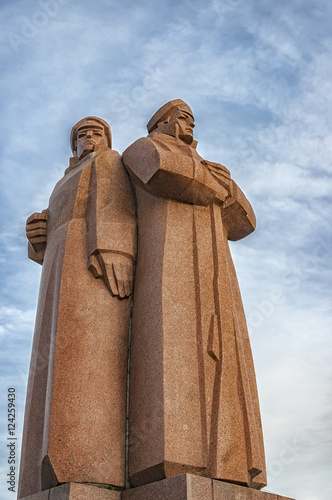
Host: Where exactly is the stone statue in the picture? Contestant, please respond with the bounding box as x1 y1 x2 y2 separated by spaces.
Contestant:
122 100 267 490
18 117 136 498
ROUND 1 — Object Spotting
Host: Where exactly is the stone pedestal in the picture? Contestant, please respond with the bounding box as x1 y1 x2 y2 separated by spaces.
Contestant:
20 482 121 500
122 474 294 500
20 475 294 500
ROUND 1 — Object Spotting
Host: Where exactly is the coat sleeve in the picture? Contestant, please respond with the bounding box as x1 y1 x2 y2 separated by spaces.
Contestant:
85 150 136 259
221 180 256 241
26 211 48 265
122 137 228 206
27 242 45 265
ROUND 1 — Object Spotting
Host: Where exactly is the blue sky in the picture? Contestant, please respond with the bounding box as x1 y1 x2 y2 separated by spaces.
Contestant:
0 0 331 499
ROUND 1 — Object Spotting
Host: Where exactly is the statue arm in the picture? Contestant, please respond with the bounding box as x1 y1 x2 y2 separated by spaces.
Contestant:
221 180 256 241
26 210 48 265
123 138 228 206
85 150 136 298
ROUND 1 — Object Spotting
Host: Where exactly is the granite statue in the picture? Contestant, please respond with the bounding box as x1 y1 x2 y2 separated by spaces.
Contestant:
122 99 267 490
18 117 136 498
17 104 281 500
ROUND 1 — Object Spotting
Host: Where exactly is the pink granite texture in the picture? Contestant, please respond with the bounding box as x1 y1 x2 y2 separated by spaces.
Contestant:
21 483 121 500
123 100 266 490
18 118 136 498
19 476 296 500
123 474 295 500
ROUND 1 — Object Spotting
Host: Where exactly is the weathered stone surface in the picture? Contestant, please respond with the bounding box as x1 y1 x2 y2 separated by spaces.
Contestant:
213 480 295 500
213 480 277 499
19 483 121 500
20 489 50 500
20 477 295 500
122 474 295 500
122 474 213 500
18 117 136 498
123 100 266 489
50 483 121 499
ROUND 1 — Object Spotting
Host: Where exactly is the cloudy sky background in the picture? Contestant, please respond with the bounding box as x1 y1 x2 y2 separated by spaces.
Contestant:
0 0 331 499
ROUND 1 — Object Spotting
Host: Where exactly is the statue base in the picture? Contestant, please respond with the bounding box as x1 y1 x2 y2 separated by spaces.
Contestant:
122 474 295 500
19 482 121 500
20 475 295 500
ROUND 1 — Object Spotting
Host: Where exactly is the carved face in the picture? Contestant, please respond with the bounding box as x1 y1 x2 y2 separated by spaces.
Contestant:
171 108 195 144
75 123 107 159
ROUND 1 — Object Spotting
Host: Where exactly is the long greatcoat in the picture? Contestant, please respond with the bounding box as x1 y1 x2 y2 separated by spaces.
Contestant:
123 132 266 490
18 149 135 498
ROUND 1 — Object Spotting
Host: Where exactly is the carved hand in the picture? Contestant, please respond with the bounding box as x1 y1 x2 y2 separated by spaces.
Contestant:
202 161 231 192
26 210 48 253
88 252 133 298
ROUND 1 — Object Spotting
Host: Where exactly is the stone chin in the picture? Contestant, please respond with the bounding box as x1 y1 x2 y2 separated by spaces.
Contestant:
79 144 96 159
179 132 194 145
